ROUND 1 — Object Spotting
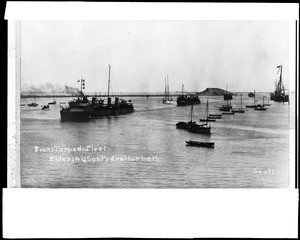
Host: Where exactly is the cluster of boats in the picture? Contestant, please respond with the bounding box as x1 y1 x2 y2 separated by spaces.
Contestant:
176 87 278 148
25 98 56 110
22 65 288 149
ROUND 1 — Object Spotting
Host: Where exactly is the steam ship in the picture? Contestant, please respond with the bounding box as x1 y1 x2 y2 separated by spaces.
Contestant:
270 65 289 102
60 65 134 120
176 84 200 106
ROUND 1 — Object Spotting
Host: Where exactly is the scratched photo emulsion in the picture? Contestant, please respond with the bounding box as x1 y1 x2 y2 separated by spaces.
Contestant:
18 20 292 188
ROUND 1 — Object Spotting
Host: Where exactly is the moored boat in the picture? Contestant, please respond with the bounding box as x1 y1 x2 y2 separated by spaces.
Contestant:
270 65 289 102
245 90 259 108
185 141 215 148
232 94 245 113
27 97 38 107
188 123 211 134
199 99 216 122
176 104 197 129
162 74 174 104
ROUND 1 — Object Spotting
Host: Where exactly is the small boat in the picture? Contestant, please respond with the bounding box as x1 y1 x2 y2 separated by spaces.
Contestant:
245 90 259 108
209 114 222 117
27 97 38 107
232 109 245 113
200 118 215 122
20 103 26 106
48 100 56 105
162 74 174 104
255 105 267 111
41 104 49 110
199 99 216 122
188 124 211 134
176 104 197 129
185 141 215 148
232 94 245 113
222 112 235 115
255 97 267 111
176 121 198 129
248 92 255 97
263 96 271 106
208 116 221 119
223 85 233 100
219 105 231 111
189 100 212 134
208 114 222 119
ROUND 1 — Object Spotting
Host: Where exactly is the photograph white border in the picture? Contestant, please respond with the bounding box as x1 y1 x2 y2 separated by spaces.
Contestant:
4 2 299 238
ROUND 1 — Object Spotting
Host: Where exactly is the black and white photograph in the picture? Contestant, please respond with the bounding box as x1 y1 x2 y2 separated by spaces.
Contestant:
4 2 298 238
17 20 293 188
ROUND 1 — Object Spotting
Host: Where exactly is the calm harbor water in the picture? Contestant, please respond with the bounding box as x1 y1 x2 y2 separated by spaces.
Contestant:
20 93 291 188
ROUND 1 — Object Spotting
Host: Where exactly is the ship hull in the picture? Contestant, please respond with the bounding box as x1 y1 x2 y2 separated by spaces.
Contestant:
177 100 200 106
270 93 289 102
188 125 211 134
60 107 134 120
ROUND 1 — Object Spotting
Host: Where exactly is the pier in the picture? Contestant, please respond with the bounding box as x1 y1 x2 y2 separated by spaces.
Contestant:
20 93 191 99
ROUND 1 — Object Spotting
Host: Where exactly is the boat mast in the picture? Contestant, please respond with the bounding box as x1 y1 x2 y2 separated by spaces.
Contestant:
280 65 284 94
190 104 193 122
182 84 184 95
206 99 209 120
164 77 167 100
107 64 111 103
241 94 242 110
167 74 169 100
253 90 256 106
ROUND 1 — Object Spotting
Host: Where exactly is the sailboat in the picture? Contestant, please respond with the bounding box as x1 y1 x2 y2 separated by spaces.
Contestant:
232 94 245 113
263 96 271 106
200 99 216 122
255 96 267 111
219 89 232 111
223 84 233 100
27 97 38 107
162 74 174 104
270 64 289 102
176 104 197 129
245 90 258 108
188 102 211 134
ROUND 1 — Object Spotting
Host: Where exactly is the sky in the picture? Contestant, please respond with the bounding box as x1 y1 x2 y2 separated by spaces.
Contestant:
20 20 289 93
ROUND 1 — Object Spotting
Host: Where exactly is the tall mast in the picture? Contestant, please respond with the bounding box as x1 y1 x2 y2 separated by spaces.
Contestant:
80 76 82 94
164 77 167 99
253 90 256 106
167 74 169 100
241 94 243 110
280 65 283 93
182 84 184 95
107 64 111 101
206 99 209 120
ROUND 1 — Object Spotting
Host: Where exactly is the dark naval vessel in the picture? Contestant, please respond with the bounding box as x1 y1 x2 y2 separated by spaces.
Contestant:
60 65 134 120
